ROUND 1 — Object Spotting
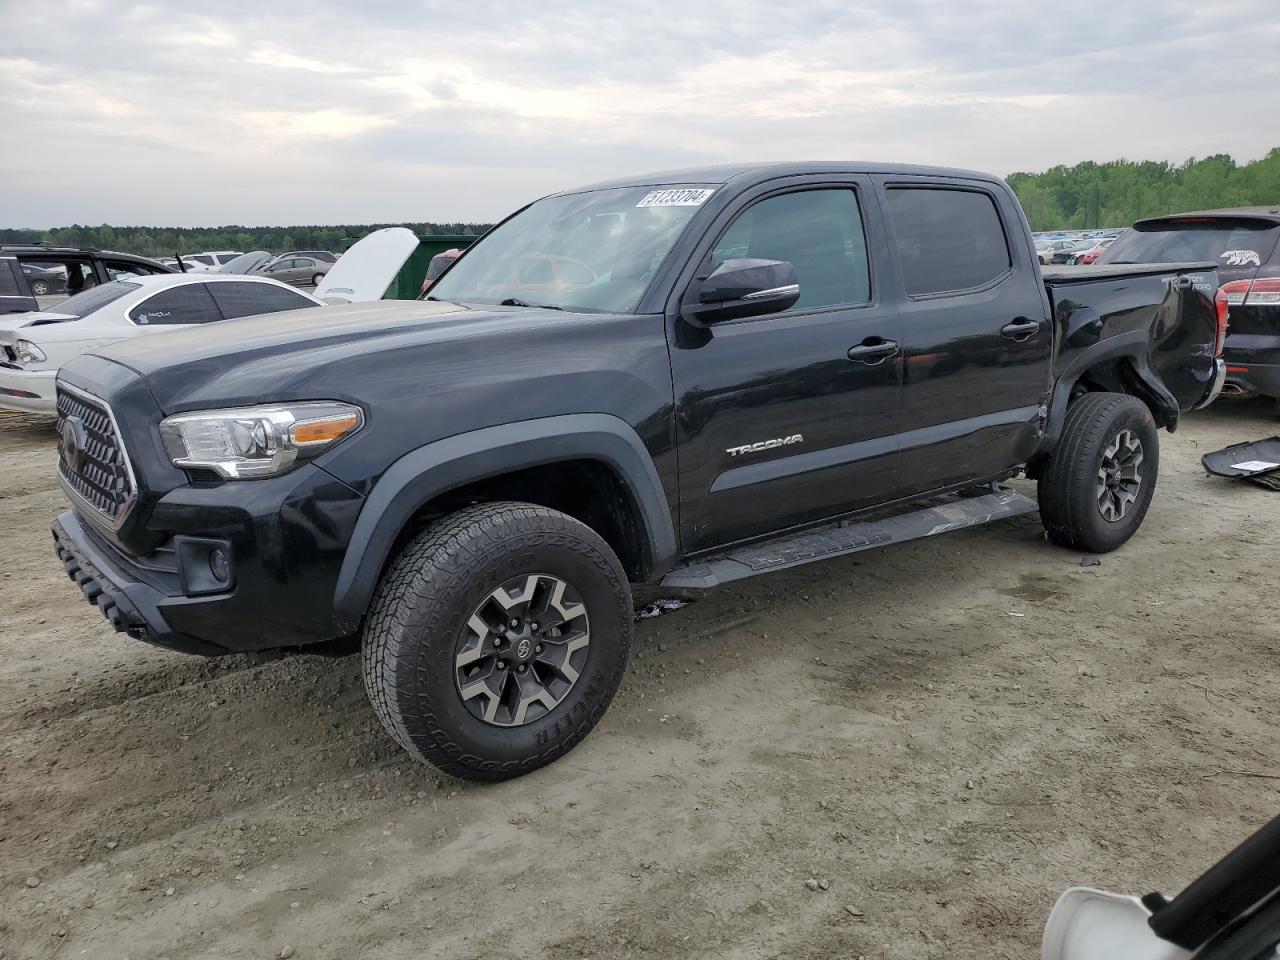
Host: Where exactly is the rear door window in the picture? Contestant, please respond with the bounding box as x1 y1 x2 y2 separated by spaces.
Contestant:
130 284 222 325
208 281 317 319
886 187 1012 297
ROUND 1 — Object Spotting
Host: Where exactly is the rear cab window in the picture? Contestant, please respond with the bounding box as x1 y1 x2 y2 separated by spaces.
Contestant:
885 187 1012 297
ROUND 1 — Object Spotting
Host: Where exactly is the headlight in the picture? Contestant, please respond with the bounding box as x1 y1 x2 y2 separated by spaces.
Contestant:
15 340 46 364
159 401 363 479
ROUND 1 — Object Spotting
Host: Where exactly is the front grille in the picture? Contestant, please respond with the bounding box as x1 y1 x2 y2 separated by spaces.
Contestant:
56 385 137 527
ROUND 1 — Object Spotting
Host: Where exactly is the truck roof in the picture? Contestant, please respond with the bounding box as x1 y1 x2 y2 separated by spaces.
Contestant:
563 161 1007 195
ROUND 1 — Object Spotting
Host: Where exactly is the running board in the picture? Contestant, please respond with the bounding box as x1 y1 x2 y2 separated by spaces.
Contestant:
660 487 1038 590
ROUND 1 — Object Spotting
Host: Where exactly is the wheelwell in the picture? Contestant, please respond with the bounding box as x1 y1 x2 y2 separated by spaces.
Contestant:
390 459 652 582
1070 357 1177 430
1030 355 1178 479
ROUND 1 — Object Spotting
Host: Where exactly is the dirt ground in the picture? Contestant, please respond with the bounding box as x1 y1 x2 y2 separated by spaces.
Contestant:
2 400 1278 960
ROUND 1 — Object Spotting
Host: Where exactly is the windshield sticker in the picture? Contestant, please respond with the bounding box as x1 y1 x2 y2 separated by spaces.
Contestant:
1221 250 1262 267
636 188 715 208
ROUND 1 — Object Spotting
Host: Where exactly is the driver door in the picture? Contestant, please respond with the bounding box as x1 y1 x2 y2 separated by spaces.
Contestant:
668 179 905 554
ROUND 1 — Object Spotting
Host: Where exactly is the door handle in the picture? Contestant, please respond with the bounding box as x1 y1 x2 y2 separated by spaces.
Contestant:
847 338 900 364
1000 318 1041 341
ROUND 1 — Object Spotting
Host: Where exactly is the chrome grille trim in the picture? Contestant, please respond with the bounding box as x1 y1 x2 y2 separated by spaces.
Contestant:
55 382 139 529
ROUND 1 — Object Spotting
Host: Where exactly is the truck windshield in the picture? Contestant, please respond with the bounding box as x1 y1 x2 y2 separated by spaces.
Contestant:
428 185 714 313
1099 218 1280 267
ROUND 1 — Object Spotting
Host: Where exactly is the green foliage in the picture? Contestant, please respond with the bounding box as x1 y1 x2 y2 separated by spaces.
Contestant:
0 222 493 258
1008 149 1280 231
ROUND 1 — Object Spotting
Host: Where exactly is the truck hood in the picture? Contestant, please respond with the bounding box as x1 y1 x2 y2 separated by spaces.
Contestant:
76 298 595 413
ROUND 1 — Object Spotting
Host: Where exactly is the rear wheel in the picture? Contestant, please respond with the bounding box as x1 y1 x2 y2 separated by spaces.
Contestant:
311 273 324 286
31 279 49 296
361 502 632 781
1039 392 1159 553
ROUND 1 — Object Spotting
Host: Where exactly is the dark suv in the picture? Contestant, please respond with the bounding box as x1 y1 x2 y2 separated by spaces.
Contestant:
0 245 173 315
1098 207 1280 408
50 162 1223 781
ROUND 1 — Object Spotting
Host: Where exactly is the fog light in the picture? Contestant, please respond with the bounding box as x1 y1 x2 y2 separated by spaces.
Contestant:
209 548 230 583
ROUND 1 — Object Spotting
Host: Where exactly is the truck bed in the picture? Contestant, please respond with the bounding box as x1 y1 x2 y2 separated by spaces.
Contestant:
1040 261 1218 283
1040 260 1220 414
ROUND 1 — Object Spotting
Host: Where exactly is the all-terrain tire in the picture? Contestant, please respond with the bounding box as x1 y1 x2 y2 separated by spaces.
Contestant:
361 501 632 781
1039 392 1159 553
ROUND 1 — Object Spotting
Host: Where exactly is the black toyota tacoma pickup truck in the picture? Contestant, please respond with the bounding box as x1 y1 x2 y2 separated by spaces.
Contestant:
50 162 1226 780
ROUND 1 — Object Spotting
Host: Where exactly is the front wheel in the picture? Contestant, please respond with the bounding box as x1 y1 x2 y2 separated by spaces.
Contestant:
1039 392 1159 553
31 279 49 296
361 501 632 781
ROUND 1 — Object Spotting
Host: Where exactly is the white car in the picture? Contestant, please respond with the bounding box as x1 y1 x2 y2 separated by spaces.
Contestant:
0 274 321 415
176 251 243 273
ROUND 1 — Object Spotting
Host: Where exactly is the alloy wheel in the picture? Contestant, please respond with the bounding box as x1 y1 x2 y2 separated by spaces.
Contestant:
454 573 591 727
1096 428 1144 522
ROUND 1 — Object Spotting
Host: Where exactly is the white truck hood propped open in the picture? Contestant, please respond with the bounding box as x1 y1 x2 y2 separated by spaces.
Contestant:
314 227 421 304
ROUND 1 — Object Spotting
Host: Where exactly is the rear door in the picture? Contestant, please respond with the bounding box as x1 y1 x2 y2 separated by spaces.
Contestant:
878 179 1052 497
668 177 905 554
0 256 38 315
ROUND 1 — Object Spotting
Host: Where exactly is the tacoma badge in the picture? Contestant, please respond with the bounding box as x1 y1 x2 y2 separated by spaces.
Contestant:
726 434 804 457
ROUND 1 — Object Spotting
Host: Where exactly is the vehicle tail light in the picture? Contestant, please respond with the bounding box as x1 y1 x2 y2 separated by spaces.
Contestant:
1214 285 1231 357
1243 277 1280 306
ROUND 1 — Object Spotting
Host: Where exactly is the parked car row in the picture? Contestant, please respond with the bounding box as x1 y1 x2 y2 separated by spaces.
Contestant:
1 244 175 315
0 274 323 414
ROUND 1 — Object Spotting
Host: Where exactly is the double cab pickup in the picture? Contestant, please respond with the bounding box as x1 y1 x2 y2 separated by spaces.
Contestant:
50 162 1226 779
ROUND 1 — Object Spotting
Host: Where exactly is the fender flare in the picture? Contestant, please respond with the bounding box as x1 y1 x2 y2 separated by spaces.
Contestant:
331 413 677 620
1040 329 1179 453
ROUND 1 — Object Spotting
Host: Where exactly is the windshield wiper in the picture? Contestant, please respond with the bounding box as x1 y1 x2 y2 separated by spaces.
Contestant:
500 297 562 310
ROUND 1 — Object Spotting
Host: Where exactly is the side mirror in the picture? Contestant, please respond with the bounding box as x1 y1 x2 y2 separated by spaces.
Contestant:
686 258 800 324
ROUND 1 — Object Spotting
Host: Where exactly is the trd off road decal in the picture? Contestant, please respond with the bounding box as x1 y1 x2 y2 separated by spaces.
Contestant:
726 434 804 457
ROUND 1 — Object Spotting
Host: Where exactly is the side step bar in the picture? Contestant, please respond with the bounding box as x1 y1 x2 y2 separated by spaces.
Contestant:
660 487 1039 590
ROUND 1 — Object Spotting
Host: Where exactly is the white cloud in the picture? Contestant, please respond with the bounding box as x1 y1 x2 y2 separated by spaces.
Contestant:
0 0 1276 226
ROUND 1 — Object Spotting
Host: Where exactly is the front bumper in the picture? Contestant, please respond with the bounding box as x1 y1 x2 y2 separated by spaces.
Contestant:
51 462 368 656
0 365 57 414
53 511 227 655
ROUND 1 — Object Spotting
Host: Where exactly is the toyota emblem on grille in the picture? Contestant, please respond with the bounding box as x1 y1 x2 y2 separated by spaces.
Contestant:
60 415 88 472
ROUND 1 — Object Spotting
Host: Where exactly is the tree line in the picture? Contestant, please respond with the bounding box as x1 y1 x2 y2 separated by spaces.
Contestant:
4 149 1279 249
1008 148 1280 231
0 223 493 258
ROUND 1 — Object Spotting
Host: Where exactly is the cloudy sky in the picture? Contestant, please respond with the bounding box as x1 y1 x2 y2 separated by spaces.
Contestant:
1 0 1277 227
